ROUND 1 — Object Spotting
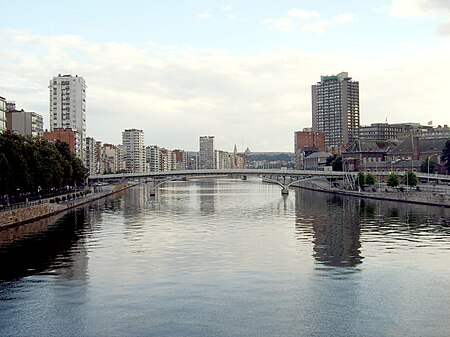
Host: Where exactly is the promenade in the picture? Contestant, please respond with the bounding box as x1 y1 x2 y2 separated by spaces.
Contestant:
293 178 450 208
0 183 134 229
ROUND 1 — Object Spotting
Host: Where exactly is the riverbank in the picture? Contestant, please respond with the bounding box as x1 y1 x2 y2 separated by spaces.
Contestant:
291 178 450 208
0 183 135 230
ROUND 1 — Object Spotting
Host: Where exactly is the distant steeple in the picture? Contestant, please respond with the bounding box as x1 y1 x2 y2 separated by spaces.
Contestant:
234 144 237 155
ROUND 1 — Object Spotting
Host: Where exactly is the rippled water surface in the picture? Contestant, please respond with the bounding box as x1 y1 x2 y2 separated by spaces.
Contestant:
1 179 450 336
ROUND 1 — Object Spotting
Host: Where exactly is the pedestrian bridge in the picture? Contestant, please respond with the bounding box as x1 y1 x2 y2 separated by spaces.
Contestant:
88 168 449 195
89 169 354 195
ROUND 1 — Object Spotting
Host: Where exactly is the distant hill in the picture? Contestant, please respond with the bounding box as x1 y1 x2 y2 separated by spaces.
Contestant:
247 152 293 162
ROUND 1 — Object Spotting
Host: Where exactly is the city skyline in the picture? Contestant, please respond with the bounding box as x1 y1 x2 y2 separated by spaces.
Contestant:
1 1 450 151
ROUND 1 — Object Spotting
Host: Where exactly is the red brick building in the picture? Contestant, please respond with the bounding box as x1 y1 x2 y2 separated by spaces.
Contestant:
294 129 325 169
43 128 76 155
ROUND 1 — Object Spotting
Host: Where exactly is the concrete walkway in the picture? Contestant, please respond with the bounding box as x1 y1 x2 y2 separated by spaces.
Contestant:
292 178 450 208
0 183 135 229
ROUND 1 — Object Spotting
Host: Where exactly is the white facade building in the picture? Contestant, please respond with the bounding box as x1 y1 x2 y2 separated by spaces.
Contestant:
122 129 145 173
199 136 215 169
0 96 6 132
146 145 161 172
85 137 96 176
49 74 87 162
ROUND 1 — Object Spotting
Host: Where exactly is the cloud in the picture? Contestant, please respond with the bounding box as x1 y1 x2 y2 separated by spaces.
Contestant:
436 20 450 35
220 5 232 12
1 30 450 151
390 0 450 17
288 8 320 21
197 10 213 20
262 17 294 33
332 13 356 25
220 4 237 20
263 9 356 35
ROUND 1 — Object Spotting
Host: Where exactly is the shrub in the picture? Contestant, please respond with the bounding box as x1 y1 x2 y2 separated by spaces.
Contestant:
62 196 67 201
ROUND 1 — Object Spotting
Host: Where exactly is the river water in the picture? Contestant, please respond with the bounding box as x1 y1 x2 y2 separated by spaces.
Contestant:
1 178 449 336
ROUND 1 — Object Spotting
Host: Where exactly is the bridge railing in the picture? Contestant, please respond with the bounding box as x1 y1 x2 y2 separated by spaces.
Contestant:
88 168 449 183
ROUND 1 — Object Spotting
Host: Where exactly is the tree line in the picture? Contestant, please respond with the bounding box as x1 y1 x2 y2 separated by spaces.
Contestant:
0 132 87 198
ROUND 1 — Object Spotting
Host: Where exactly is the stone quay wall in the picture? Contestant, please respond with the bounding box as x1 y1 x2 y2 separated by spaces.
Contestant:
292 179 450 208
0 183 134 229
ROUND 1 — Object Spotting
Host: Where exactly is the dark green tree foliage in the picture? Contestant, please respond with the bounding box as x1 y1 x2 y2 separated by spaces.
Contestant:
365 173 376 186
402 170 418 187
356 171 365 189
0 132 87 196
420 157 436 174
387 172 400 188
441 140 450 174
326 154 343 171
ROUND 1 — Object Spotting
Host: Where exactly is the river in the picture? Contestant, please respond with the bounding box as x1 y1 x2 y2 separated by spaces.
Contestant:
1 178 449 336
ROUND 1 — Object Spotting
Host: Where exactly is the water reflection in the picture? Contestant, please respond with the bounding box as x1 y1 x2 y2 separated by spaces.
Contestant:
1 181 449 336
294 189 363 268
0 209 88 281
198 179 217 215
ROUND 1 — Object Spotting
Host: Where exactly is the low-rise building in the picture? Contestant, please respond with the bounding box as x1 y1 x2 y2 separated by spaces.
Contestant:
342 140 400 171
304 151 332 170
294 129 325 169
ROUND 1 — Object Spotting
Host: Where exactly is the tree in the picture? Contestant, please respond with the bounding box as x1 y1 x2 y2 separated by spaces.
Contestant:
326 154 343 171
441 140 450 174
356 171 365 190
0 132 87 199
387 172 400 189
420 157 436 174
365 173 376 187
403 170 418 188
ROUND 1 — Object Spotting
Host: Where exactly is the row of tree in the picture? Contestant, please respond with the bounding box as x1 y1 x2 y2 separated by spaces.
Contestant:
386 171 418 189
354 171 419 191
0 132 87 197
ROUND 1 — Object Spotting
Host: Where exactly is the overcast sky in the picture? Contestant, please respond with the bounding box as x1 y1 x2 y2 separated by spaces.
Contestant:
1 0 449 152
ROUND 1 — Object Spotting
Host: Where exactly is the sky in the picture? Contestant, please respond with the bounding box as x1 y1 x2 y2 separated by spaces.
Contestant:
1 0 449 152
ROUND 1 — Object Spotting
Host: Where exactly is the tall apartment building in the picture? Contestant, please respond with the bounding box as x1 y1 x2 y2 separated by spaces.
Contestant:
199 136 215 169
173 149 187 171
49 74 87 162
85 137 96 176
102 143 119 174
122 128 145 173
159 148 174 171
312 72 359 148
95 141 103 174
0 96 6 132
215 150 234 169
117 145 126 172
6 109 44 137
146 145 161 172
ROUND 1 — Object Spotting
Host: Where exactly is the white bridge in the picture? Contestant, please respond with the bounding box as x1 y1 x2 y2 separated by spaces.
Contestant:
89 169 450 195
